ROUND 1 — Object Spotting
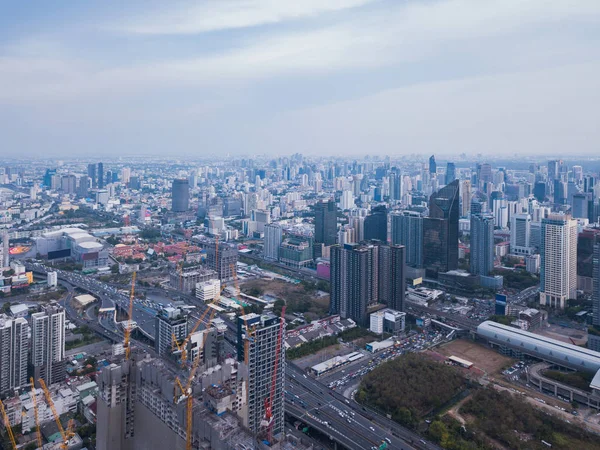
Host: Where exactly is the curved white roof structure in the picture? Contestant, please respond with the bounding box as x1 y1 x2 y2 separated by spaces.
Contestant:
477 321 600 373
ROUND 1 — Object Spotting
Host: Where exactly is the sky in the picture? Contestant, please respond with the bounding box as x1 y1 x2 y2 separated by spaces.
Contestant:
1 0 599 158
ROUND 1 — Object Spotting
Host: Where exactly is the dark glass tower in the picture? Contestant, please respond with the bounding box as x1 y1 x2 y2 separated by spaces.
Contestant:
423 179 459 276
429 155 437 175
171 178 190 212
445 162 456 185
314 200 337 246
364 205 387 242
97 162 104 189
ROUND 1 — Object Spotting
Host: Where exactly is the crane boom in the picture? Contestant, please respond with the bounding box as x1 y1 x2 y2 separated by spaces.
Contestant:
0 399 17 450
124 271 137 359
39 378 73 449
30 377 43 449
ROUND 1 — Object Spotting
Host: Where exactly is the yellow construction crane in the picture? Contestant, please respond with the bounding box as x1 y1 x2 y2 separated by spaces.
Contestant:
30 377 43 449
0 399 17 450
123 271 137 359
39 378 74 450
174 307 218 450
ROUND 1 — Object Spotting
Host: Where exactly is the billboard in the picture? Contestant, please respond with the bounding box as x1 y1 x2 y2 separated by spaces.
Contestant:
495 294 507 315
48 248 71 260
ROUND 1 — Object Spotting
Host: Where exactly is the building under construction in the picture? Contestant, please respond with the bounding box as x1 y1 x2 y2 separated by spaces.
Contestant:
169 266 217 294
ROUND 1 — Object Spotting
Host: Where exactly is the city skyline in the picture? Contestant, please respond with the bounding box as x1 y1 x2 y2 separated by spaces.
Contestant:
1 1 599 157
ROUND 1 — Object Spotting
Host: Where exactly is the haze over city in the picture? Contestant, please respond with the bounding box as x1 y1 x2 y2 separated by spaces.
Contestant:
2 0 600 157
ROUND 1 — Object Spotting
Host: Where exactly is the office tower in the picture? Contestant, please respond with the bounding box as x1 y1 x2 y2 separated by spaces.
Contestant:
60 174 77 194
593 244 600 327
390 211 423 267
264 223 283 261
470 214 495 276
314 200 337 246
572 193 589 219
554 179 567 205
429 155 437 175
548 159 562 181
2 232 9 267
31 304 66 385
389 170 401 201
0 314 29 396
378 244 406 311
206 241 238 280
121 167 131 184
461 180 471 217
423 180 459 276
533 182 546 203
340 190 354 210
97 162 104 188
330 243 378 326
171 178 190 212
540 214 577 308
77 175 90 198
510 213 533 255
87 163 97 188
479 163 492 184
237 312 285 437
155 307 188 356
445 162 456 185
364 205 387 241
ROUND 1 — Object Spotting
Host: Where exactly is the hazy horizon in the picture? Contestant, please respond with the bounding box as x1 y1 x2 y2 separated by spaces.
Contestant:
1 0 599 157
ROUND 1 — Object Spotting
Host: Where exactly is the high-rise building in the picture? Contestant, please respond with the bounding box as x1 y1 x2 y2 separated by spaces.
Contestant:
237 312 285 438
364 205 387 242
87 163 97 189
510 213 533 256
572 193 590 219
378 244 406 311
31 304 66 385
540 214 577 309
77 175 90 198
171 178 190 212
97 162 104 189
155 307 188 357
206 241 238 280
470 214 495 276
330 243 378 326
423 180 459 276
314 200 337 246
445 162 456 185
429 155 437 175
47 271 58 287
263 223 283 261
0 314 29 396
461 180 471 217
2 231 9 268
593 244 600 328
390 211 423 268
60 174 77 194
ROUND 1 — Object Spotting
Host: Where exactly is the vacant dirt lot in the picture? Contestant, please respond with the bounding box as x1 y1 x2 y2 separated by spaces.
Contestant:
240 278 330 320
435 339 514 375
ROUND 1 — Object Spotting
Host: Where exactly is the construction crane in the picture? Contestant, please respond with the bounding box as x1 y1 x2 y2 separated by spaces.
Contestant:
0 399 17 450
123 271 137 360
262 306 286 444
39 378 74 450
30 377 43 449
174 307 218 450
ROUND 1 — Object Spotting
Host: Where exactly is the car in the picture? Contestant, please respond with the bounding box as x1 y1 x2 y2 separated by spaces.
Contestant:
369 426 375 431
385 437 392 444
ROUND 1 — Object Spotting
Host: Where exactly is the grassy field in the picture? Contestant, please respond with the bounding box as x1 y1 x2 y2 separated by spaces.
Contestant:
240 278 329 320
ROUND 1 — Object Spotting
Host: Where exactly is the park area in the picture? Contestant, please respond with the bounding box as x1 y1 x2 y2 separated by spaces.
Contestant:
240 278 329 320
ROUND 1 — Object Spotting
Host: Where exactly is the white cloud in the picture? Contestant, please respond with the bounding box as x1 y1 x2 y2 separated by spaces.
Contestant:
116 0 376 35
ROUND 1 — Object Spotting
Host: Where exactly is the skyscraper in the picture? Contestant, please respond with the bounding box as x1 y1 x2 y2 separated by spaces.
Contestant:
60 174 77 194
540 214 577 308
330 243 378 326
390 211 423 268
31 304 66 385
461 180 471 217
423 180 459 276
510 213 533 256
445 162 456 185
593 244 600 327
87 163 97 189
314 200 337 246
206 241 238 280
264 223 283 261
237 312 285 438
0 314 29 396
533 181 546 203
378 244 406 311
470 214 495 276
364 205 387 242
171 178 190 212
77 175 90 198
97 162 104 189
429 155 437 175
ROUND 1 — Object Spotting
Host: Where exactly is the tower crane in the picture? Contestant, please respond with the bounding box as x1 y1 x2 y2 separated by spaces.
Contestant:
123 271 137 359
30 377 43 449
0 399 17 450
39 378 74 450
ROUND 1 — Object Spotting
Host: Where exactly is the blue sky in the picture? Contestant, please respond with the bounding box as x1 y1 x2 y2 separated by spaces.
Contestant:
1 0 599 158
